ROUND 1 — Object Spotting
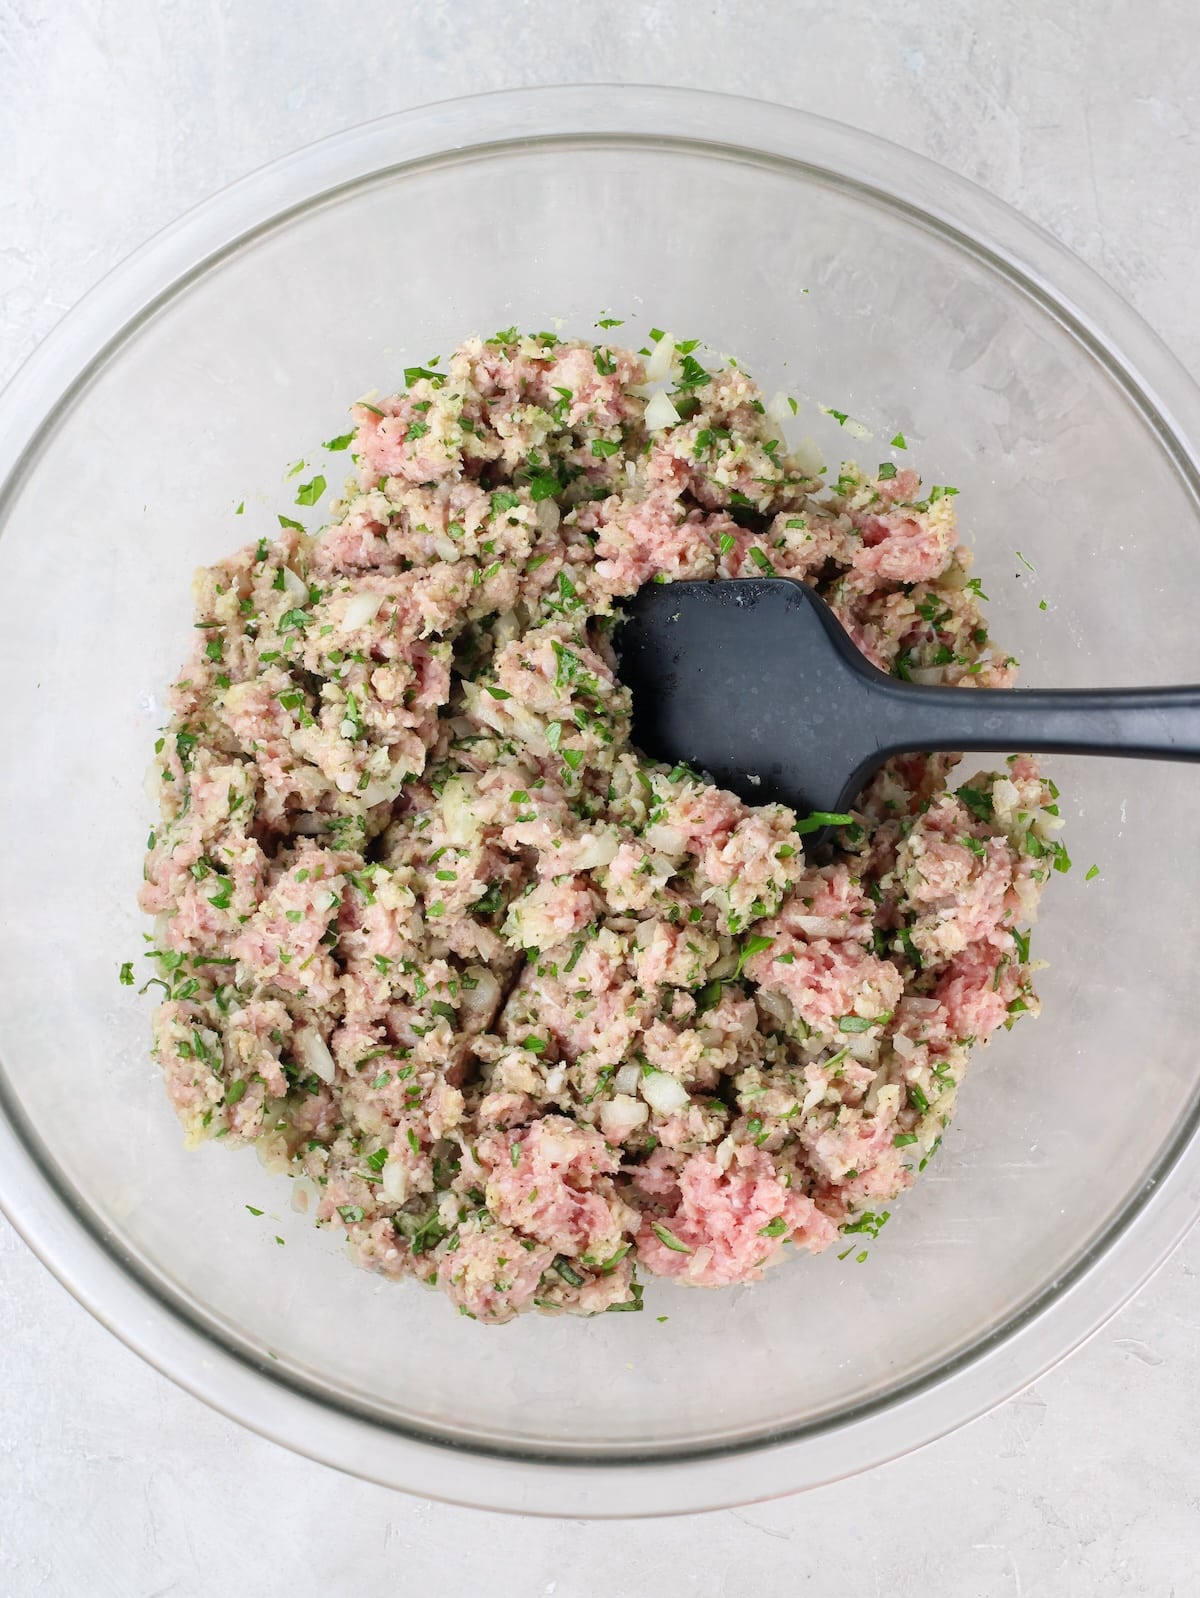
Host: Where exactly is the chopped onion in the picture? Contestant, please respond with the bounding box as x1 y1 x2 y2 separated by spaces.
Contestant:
756 988 795 1030
715 1136 735 1171
281 565 309 603
382 1160 410 1204
571 831 619 870
865 1081 901 1120
613 1063 641 1095
644 821 686 856
640 1068 689 1116
542 1064 567 1095
464 681 546 749
433 534 460 562
644 333 676 383
255 1135 290 1174
910 667 946 686
795 915 847 939
793 435 824 476
600 1094 649 1141
801 1081 826 1116
767 390 795 426
990 778 1020 825
536 499 561 535
644 390 681 431
892 1031 917 1059
441 775 480 847
359 763 408 807
291 1174 319 1214
296 1026 336 1085
459 966 500 1028
493 609 521 646
342 589 383 630
847 1034 880 1064
709 939 739 981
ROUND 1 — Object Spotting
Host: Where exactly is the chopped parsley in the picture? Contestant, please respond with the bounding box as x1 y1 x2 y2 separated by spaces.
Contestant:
734 934 774 979
294 475 326 507
650 1221 692 1254
838 1012 890 1033
794 810 854 835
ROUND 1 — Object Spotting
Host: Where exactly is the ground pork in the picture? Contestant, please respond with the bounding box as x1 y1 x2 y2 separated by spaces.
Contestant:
137 328 1062 1322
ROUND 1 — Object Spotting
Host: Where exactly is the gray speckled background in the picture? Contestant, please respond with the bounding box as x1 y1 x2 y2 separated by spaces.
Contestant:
2 3 1198 1593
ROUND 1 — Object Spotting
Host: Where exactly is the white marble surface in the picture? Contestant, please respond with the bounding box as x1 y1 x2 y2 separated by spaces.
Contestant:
3 2 1199 1592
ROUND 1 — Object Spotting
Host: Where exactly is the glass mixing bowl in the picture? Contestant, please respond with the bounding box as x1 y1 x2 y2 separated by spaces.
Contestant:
2 86 1199 1518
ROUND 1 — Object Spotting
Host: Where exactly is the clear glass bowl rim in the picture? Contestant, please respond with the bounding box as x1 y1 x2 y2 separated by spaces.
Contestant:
2 83 1199 1518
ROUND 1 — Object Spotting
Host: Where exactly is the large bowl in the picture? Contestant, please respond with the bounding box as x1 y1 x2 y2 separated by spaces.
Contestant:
2 86 1199 1518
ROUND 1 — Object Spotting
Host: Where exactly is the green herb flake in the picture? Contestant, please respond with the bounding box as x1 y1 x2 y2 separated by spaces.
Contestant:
606 1285 645 1313
323 431 355 451
956 785 994 822
404 365 443 387
891 432 907 449
838 1013 882 1034
295 475 326 507
758 1217 788 1238
650 1221 692 1254
337 1205 365 1224
553 1256 585 1287
734 934 774 979
118 961 135 986
1085 863 1100 881
794 810 854 836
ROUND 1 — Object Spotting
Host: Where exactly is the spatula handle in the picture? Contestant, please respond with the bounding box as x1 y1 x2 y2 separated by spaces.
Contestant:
869 680 1200 765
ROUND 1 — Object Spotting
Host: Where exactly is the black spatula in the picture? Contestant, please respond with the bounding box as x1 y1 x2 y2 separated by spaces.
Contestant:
616 578 1200 828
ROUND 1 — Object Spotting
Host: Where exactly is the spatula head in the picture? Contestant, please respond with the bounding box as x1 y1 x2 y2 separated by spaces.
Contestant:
615 578 885 818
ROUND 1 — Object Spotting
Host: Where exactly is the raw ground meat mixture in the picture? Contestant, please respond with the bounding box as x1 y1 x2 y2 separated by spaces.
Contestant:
139 328 1067 1322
